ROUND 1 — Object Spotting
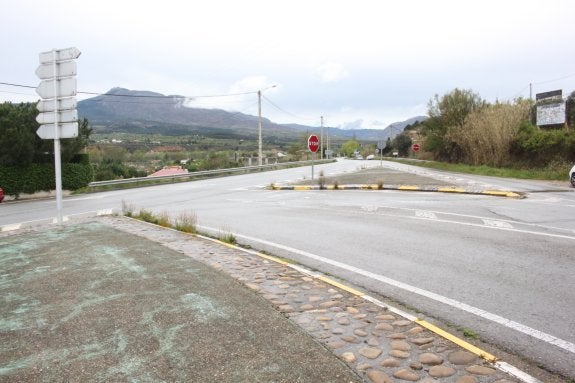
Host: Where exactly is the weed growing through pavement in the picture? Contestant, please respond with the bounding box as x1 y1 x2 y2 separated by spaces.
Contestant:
456 326 480 340
318 170 326 189
122 200 135 217
156 211 171 228
221 231 237 245
174 212 197 234
137 208 156 223
121 202 197 235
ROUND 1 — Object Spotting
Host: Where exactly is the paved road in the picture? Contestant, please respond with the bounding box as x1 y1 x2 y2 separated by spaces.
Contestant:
1 159 574 379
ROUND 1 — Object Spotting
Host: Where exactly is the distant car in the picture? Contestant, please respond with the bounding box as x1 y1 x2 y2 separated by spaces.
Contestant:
570 165 575 187
366 154 375 160
0 187 4 203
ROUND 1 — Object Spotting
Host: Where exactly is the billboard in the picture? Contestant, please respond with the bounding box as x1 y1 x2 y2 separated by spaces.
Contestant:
536 89 565 126
536 102 566 126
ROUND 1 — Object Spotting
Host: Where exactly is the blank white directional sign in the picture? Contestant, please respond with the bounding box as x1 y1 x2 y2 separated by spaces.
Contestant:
36 123 78 140
36 109 78 125
39 47 81 64
35 60 77 79
36 77 77 99
37 97 77 113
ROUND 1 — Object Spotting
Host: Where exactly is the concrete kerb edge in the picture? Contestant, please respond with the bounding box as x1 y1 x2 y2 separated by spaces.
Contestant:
121 215 541 383
269 184 525 198
0 208 118 233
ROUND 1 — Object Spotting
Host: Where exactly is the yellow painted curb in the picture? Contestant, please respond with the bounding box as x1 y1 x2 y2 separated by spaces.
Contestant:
438 187 467 193
254 252 291 266
415 319 497 362
398 185 420 191
293 185 312 191
317 276 364 296
482 190 522 198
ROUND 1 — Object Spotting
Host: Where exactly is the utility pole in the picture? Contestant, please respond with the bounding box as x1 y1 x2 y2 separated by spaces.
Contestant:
258 90 262 166
327 120 330 159
257 85 276 166
320 116 324 160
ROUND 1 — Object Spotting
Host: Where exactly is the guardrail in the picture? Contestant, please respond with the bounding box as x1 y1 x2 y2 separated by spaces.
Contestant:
88 159 335 188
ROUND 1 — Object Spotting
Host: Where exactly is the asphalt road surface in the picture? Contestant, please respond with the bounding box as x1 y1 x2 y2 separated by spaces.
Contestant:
1 159 574 379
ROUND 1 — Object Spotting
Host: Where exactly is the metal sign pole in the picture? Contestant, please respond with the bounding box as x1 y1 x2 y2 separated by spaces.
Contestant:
52 49 63 226
311 153 315 181
36 47 81 226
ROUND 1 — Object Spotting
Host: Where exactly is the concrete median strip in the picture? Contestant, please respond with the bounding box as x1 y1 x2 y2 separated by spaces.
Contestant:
269 184 525 198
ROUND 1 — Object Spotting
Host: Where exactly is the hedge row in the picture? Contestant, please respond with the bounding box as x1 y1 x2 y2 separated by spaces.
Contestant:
0 163 93 197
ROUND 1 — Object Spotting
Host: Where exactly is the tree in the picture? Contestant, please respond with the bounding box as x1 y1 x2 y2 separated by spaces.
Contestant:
567 91 575 129
0 102 92 166
423 88 486 162
340 139 361 157
392 133 412 157
0 102 39 166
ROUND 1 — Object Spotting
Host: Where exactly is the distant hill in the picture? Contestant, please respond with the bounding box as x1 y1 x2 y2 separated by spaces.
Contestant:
78 87 296 139
78 87 427 142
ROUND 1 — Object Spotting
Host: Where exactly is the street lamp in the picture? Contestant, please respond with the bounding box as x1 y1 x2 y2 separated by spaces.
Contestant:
258 85 276 166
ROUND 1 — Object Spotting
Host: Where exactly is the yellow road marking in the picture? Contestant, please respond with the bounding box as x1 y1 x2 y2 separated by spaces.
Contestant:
398 185 420 191
317 276 364 296
416 319 497 362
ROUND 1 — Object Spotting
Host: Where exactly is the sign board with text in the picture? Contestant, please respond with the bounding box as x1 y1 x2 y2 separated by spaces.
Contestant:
308 134 319 153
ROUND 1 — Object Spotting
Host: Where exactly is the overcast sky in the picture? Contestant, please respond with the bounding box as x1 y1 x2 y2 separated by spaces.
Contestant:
2 0 574 129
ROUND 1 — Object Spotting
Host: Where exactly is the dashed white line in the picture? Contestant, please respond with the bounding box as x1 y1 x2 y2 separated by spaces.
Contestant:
483 219 514 229
415 210 437 219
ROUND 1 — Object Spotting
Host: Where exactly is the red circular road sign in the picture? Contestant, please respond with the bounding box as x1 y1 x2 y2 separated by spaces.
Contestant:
412 143 421 152
308 134 319 153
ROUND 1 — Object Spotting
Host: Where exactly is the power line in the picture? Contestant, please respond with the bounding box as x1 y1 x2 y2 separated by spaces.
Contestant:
261 94 317 121
532 72 575 86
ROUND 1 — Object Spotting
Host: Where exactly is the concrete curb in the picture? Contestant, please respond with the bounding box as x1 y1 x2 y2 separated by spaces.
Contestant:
269 184 525 199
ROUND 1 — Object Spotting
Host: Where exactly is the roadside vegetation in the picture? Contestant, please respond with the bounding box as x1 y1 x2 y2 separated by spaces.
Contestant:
393 159 570 181
1 88 574 198
122 200 197 233
382 89 575 181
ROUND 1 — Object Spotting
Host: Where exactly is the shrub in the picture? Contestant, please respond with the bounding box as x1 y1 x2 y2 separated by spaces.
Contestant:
0 163 92 197
174 212 197 233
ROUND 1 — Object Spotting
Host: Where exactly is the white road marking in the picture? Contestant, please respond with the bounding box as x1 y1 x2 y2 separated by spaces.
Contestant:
199 225 575 355
483 219 514 229
1 223 22 232
51 216 69 224
415 210 437 219
346 204 575 241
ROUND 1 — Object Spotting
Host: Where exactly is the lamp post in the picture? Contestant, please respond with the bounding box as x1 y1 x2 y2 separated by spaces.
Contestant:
258 85 276 166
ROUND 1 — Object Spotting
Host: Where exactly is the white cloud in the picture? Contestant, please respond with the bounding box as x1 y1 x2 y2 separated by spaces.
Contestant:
315 62 349 83
2 0 575 130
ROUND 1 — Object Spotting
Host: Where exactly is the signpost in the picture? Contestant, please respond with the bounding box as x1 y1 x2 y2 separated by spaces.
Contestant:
377 141 384 166
35 47 81 225
412 143 420 152
308 134 319 180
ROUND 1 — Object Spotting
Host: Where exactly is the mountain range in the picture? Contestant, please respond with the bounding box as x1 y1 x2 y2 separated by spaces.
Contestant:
78 88 426 142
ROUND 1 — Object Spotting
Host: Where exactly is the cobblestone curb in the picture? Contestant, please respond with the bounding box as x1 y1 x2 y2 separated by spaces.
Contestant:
100 216 540 383
269 184 524 199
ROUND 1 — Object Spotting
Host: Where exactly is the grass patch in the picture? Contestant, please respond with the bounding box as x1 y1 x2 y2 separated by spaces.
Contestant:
121 201 197 234
174 212 197 234
221 232 237 245
455 326 480 340
391 159 571 181
121 200 136 217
